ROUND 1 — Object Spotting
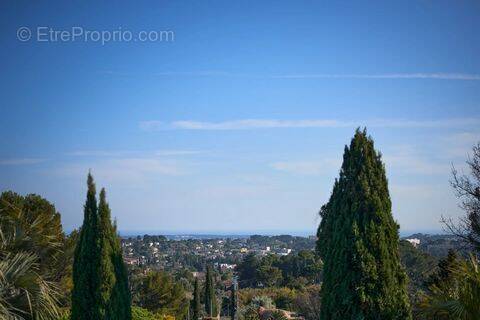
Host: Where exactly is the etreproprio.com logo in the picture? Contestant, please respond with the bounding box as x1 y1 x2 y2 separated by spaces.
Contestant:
17 26 175 45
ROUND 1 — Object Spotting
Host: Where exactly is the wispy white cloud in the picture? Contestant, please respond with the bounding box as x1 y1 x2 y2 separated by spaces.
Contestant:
270 159 340 175
55 158 186 184
389 182 459 229
271 145 454 177
139 121 167 131
441 132 480 158
383 146 450 175
171 119 348 130
66 150 134 157
271 73 480 80
103 70 480 81
154 150 203 156
68 149 203 157
0 158 45 165
390 184 439 199
100 70 248 78
140 118 480 131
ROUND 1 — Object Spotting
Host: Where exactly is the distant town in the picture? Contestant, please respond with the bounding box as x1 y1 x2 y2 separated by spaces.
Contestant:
121 234 317 270
121 233 464 272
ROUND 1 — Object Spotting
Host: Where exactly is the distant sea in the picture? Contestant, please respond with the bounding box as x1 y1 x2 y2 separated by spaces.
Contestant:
117 229 447 239
118 230 314 239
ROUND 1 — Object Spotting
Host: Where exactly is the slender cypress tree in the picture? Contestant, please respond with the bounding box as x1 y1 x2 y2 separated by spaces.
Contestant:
72 174 132 320
192 278 201 320
316 129 411 320
72 173 102 320
99 188 132 320
205 265 218 317
230 280 237 320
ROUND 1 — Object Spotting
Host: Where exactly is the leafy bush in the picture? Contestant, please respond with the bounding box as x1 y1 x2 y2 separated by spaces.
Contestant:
241 306 260 320
268 310 289 320
132 306 159 320
239 287 297 310
250 296 275 309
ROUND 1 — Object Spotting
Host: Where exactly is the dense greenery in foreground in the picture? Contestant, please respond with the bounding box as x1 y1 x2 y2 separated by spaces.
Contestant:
0 191 74 319
1 132 479 320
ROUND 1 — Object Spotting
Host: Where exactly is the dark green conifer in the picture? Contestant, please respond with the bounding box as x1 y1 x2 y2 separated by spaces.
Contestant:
230 281 237 320
99 188 132 319
72 174 131 320
205 265 218 317
72 173 101 320
316 129 412 320
192 278 201 320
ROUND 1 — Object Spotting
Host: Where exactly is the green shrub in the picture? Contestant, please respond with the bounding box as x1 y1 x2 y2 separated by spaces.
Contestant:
132 306 159 320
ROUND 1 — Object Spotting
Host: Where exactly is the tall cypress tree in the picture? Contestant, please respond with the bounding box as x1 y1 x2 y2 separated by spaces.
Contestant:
72 173 102 320
205 265 218 317
192 278 201 320
72 174 132 320
316 129 411 320
230 280 237 320
99 188 132 320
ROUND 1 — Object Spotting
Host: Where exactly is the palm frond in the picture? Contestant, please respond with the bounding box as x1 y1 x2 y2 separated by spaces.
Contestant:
417 255 480 320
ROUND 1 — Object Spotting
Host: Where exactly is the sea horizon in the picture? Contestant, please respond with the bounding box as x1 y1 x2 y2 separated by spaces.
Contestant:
110 228 448 239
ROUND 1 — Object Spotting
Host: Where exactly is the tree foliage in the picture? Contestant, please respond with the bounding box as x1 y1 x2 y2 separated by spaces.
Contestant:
0 248 61 319
292 285 321 320
445 142 480 252
418 254 480 319
250 295 275 309
135 271 188 319
316 129 411 319
238 287 296 311
71 174 131 320
242 306 260 320
236 251 322 289
424 250 458 293
0 191 65 277
0 191 65 319
132 306 159 320
205 265 218 317
131 306 175 320
99 188 132 319
230 281 237 320
192 278 201 320
399 240 437 297
71 174 100 319
237 253 260 288
267 310 289 320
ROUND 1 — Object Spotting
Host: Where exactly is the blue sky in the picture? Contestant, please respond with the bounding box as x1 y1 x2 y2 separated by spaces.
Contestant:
1 1 479 234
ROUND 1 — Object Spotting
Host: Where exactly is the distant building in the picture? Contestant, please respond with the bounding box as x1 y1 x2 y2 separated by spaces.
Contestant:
124 257 139 265
219 263 236 270
192 271 205 279
278 248 292 256
406 238 421 247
